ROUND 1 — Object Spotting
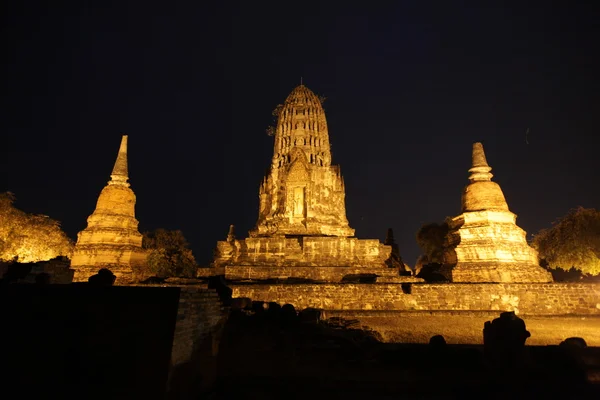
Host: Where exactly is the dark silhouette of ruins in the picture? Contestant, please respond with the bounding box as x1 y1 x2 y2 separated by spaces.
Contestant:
1 272 599 399
483 311 531 368
88 268 117 286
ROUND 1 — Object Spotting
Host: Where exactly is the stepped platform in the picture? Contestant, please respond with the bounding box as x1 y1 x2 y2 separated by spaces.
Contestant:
223 265 415 282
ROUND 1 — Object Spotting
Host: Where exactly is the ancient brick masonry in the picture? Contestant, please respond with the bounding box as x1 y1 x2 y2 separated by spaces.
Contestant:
71 136 147 284
211 85 410 282
226 140 594 346
169 285 225 366
442 142 553 283
155 283 227 397
234 283 600 315
251 84 353 237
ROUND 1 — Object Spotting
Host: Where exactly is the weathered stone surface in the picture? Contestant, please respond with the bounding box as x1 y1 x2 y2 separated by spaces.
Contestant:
375 276 423 283
197 266 225 278
71 136 147 284
251 85 353 237
215 229 402 282
233 282 600 315
211 85 403 281
225 266 400 282
216 236 391 268
442 143 552 283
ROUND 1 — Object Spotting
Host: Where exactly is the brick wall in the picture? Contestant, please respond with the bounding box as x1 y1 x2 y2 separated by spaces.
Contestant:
169 285 225 366
225 265 400 282
232 282 600 315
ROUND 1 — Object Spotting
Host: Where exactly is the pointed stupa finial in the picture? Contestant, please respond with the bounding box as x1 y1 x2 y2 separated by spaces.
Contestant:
300 76 303 85
468 142 493 182
109 135 129 186
384 228 395 246
472 142 489 168
227 224 236 243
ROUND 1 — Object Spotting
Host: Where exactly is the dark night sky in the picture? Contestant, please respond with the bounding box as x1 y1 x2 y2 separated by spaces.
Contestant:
2 1 599 266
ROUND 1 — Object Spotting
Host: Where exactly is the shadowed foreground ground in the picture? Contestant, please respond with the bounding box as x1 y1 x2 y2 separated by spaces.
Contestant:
197 308 600 400
328 312 600 345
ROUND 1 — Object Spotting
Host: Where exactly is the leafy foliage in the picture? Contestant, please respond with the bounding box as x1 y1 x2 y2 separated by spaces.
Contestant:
266 103 284 136
142 229 197 278
546 266 600 282
0 192 73 263
532 207 600 275
415 222 449 264
265 126 276 136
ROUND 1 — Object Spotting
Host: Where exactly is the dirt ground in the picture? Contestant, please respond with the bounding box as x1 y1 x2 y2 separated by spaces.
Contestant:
353 314 600 346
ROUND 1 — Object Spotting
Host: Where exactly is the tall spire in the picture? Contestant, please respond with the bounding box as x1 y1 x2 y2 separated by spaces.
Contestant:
71 134 146 284
384 227 400 260
272 85 330 169
251 84 354 237
462 141 508 212
384 228 395 246
227 224 236 243
443 142 553 283
109 135 129 187
468 142 493 182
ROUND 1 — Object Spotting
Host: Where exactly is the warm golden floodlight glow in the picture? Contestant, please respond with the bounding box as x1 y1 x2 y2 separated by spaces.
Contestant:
211 84 414 282
0 192 73 263
442 142 553 283
70 135 147 284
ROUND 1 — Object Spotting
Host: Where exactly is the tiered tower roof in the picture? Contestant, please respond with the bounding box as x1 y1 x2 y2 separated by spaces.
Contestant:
252 84 354 237
272 85 331 169
461 142 509 212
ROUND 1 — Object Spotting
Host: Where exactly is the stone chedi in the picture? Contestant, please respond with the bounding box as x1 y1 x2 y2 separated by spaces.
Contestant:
442 142 552 283
212 85 403 282
71 136 147 284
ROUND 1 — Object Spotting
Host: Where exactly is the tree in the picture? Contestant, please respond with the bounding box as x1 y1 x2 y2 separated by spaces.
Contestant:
265 104 284 136
532 207 600 276
416 222 449 264
142 229 198 278
546 266 600 282
0 192 73 263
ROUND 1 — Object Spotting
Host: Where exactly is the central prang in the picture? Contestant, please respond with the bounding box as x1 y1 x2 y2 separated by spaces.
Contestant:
211 84 412 282
250 84 354 238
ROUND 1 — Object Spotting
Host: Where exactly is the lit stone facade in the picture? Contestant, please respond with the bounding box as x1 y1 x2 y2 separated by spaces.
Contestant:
211 85 407 282
442 143 552 283
71 136 147 284
251 85 354 237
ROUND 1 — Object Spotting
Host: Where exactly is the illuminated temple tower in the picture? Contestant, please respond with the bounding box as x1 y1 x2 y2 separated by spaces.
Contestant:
71 136 147 284
442 142 552 283
211 85 409 282
250 84 354 237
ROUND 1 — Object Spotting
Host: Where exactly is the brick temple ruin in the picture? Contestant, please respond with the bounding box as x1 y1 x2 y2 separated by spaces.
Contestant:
441 142 553 283
4 85 599 399
33 84 597 346
202 84 600 345
209 84 413 283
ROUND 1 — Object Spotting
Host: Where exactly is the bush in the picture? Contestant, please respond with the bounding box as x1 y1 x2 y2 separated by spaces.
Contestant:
142 229 197 278
532 207 600 276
